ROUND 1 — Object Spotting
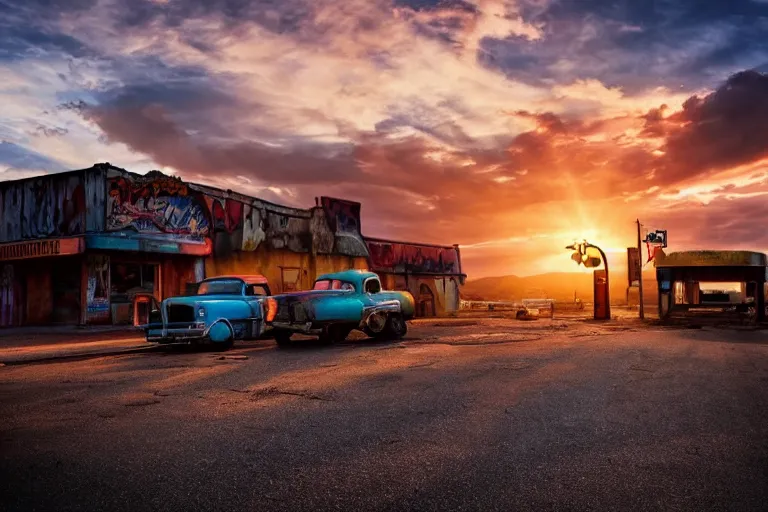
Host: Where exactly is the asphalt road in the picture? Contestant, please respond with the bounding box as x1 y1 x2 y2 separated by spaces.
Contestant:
2 320 768 511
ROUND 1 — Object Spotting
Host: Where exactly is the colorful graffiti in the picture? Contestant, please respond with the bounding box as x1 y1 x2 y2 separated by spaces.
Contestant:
0 173 86 242
320 197 368 257
366 240 460 274
207 197 244 256
86 254 110 322
106 173 210 238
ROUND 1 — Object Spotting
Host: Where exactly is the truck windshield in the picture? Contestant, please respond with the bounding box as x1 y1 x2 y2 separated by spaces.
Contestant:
313 279 355 291
197 280 243 295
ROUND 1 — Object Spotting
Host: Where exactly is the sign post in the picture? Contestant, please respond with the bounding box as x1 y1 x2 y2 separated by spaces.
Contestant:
636 219 644 320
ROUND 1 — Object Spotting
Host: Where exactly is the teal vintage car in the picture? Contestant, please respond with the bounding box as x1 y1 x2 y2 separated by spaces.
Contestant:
143 275 272 350
266 270 415 346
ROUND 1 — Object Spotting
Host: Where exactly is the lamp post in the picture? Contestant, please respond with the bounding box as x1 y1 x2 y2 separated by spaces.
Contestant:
566 240 611 320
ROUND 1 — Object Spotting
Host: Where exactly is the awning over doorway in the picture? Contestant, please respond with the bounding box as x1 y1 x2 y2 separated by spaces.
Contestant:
85 234 212 256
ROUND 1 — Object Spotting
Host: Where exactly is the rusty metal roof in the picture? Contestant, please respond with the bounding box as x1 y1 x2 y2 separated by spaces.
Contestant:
656 250 768 267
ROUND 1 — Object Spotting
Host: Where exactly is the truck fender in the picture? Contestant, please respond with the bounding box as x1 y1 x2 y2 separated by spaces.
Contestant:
205 318 235 343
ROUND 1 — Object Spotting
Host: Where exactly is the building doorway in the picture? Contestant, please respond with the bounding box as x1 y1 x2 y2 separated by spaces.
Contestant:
51 257 81 324
110 261 158 324
417 284 436 317
0 264 23 327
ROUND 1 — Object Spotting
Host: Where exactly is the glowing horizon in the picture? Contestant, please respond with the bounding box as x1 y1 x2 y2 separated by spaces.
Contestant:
1 0 767 279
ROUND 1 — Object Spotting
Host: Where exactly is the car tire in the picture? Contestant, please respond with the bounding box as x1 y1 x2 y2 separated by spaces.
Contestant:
376 314 407 340
274 331 292 348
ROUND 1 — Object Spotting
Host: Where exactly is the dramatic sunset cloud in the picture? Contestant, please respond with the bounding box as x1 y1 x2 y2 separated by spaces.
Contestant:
1 0 768 277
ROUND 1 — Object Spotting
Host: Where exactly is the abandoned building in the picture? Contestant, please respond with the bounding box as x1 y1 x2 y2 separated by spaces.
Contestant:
655 250 767 323
0 163 465 327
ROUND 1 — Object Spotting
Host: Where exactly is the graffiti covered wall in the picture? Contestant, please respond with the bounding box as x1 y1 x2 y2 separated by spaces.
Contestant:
366 240 460 274
207 197 244 256
242 202 312 254
106 171 210 239
0 172 87 243
320 197 368 257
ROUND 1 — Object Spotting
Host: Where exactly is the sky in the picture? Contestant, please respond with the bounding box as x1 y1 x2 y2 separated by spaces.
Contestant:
1 0 768 278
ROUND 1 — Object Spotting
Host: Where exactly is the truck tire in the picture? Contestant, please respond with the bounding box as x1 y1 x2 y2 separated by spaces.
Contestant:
319 325 351 345
274 331 292 348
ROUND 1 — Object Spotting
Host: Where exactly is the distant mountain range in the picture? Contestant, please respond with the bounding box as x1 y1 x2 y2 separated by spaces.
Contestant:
461 270 658 305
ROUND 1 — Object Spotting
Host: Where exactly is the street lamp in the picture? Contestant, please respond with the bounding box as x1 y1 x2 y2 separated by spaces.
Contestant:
565 240 611 320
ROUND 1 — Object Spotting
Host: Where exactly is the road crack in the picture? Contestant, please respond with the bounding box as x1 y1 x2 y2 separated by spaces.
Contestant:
249 386 335 402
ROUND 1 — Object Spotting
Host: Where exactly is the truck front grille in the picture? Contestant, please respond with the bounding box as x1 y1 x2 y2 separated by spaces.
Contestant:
275 302 291 323
167 304 195 324
292 302 307 323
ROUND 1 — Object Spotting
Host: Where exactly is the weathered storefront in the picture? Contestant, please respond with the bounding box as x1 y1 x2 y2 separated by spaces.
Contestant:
365 238 466 317
0 163 466 326
0 165 210 326
0 238 86 326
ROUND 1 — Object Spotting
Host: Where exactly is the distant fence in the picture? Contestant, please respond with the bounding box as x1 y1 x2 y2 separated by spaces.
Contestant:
460 300 520 311
460 299 564 318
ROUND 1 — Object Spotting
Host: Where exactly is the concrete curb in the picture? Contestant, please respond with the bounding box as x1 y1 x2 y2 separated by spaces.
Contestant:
0 344 160 366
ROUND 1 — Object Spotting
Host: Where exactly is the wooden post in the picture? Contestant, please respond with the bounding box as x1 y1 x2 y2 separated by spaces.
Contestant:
637 219 645 320
79 256 89 326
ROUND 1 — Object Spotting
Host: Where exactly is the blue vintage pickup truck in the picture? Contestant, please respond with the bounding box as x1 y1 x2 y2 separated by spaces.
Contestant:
265 270 415 346
143 275 273 349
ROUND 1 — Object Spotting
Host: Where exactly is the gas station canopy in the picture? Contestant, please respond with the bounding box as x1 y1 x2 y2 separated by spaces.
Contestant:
656 251 767 268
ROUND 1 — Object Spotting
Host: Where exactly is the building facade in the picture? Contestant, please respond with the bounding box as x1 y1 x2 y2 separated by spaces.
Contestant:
0 164 463 326
365 238 465 317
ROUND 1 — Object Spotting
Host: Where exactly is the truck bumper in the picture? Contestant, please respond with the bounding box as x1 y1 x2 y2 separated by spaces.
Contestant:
269 321 321 335
146 324 208 344
144 318 260 344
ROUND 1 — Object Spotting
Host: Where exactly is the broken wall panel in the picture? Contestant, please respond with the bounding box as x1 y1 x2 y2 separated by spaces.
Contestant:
366 240 460 274
320 197 369 257
85 166 106 232
0 172 87 242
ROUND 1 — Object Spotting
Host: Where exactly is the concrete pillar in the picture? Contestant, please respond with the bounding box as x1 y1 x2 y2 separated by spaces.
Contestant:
683 281 700 304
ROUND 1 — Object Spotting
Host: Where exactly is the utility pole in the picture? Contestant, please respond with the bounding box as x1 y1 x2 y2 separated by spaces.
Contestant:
636 219 645 320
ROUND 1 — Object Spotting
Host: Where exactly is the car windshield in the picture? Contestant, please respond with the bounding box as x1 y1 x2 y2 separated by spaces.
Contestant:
197 279 243 295
313 279 355 291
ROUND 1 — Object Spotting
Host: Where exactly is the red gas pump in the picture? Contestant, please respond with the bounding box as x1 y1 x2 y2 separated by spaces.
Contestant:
593 269 610 320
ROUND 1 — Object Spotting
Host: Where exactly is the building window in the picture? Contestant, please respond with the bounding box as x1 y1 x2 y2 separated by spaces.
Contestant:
110 262 156 304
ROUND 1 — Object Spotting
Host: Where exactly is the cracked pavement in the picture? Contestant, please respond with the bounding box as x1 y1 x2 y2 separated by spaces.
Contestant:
2 319 768 511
